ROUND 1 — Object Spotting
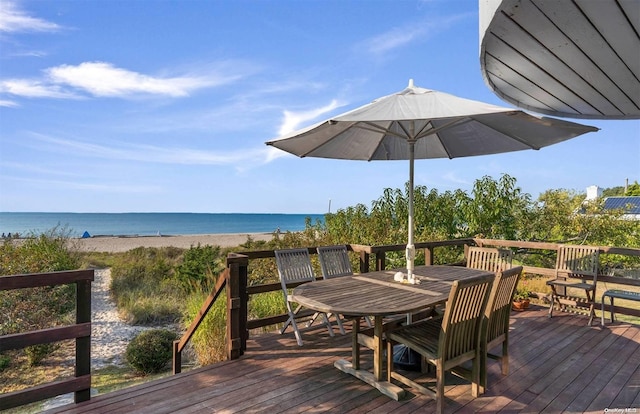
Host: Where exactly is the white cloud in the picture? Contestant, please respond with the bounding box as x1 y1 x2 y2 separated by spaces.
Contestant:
0 99 19 107
1 174 162 193
1 61 243 100
0 78 77 98
278 99 344 136
0 2 61 33
46 61 223 98
364 13 473 56
27 132 272 166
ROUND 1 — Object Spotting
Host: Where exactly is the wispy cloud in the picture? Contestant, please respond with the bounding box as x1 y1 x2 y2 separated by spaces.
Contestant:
363 12 473 56
278 99 344 136
0 78 78 98
0 2 61 33
0 98 19 107
47 61 226 98
1 174 163 194
1 61 245 100
27 132 272 166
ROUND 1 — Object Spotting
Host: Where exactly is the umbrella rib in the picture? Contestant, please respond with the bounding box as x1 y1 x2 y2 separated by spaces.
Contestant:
357 121 408 140
415 117 475 159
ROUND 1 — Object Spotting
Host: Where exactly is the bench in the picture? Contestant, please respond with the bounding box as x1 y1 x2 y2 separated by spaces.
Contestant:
601 289 640 325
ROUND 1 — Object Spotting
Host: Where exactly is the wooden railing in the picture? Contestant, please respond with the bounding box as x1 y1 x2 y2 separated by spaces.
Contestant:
0 269 94 410
172 238 640 373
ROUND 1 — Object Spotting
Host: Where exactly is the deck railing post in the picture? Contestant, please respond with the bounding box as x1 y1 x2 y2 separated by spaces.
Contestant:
375 252 386 271
75 276 92 403
226 254 249 359
425 247 434 266
359 251 370 273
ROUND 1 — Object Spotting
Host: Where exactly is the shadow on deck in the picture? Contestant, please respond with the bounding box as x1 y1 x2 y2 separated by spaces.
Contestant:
43 306 640 413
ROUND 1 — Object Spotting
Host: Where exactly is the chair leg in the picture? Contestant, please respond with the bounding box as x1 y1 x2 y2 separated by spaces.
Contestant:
548 288 555 319
320 313 335 337
436 364 445 414
501 340 509 375
470 351 482 398
290 317 304 346
334 314 346 335
586 289 595 326
479 346 487 395
364 316 373 327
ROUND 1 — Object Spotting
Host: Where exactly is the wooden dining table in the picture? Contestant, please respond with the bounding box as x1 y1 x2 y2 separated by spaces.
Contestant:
291 265 494 400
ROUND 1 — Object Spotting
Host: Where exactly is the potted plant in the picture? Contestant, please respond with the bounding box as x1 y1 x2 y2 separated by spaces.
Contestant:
512 282 532 311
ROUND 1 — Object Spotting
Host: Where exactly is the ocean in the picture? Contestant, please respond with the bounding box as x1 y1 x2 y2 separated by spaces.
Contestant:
0 212 325 238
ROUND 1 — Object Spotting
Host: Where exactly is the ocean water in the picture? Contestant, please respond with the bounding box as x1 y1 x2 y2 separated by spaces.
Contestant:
0 212 325 237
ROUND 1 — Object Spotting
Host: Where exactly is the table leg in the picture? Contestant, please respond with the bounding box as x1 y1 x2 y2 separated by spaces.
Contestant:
334 314 405 401
373 316 384 381
352 317 360 370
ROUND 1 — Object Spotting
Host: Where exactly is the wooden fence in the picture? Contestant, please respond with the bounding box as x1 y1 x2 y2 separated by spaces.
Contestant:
0 269 94 410
172 238 640 373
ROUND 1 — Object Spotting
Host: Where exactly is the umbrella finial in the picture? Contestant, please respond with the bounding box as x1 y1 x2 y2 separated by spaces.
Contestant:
408 79 414 88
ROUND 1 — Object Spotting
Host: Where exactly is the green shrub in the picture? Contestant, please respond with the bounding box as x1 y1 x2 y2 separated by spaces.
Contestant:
125 329 178 374
0 228 79 337
0 354 10 371
25 343 58 366
175 244 223 293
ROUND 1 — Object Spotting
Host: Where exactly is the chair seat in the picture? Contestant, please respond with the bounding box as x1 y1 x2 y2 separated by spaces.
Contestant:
546 279 595 291
387 319 440 359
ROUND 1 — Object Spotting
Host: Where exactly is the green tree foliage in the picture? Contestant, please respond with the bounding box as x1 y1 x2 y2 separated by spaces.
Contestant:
626 181 640 196
462 174 531 240
602 186 625 197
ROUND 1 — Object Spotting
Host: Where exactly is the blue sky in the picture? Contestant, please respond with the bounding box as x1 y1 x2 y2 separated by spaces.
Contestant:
1 1 638 214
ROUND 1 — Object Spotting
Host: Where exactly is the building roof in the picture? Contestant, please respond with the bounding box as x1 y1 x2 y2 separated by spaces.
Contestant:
479 0 639 120
603 197 640 214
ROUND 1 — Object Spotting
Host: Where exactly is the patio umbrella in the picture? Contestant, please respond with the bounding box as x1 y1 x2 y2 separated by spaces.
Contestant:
266 80 598 281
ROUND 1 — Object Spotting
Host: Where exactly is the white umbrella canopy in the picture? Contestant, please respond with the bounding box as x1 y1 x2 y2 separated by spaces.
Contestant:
266 80 599 281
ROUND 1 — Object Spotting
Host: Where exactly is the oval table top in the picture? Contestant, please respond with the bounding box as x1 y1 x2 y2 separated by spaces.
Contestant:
291 265 493 317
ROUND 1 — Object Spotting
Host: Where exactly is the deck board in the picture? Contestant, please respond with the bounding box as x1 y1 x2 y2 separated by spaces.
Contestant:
41 306 640 413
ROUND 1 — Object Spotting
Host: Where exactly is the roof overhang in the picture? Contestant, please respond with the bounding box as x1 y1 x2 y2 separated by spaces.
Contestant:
479 0 640 120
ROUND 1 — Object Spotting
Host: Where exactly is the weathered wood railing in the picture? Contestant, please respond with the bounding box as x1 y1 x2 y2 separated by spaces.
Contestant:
0 269 94 410
172 238 640 373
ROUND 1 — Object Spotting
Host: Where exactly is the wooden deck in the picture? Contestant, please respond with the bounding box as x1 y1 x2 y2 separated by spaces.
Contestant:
43 305 640 413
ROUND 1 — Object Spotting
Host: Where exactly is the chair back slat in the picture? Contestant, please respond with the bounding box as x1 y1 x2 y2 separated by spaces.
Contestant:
317 245 353 279
440 273 494 363
467 246 513 273
556 245 599 281
275 249 316 286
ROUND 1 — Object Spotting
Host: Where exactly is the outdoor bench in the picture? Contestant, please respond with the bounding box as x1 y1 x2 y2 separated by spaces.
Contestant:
601 289 640 325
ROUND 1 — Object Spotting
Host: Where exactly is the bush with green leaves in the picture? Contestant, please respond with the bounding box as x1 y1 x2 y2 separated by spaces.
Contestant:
175 244 224 292
0 227 80 366
125 329 178 374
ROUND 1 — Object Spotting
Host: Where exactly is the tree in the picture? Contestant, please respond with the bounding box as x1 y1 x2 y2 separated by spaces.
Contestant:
626 181 640 196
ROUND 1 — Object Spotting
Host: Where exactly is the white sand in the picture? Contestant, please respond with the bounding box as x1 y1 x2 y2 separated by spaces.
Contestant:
74 233 274 253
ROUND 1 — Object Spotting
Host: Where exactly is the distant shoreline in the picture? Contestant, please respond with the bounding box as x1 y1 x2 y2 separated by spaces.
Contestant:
73 233 275 253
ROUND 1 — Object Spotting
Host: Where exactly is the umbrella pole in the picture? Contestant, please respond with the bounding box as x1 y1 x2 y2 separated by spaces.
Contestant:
406 140 415 283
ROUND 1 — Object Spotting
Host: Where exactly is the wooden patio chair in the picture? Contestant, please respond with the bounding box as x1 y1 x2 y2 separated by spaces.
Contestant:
385 272 495 414
274 248 335 346
450 266 523 394
466 246 513 273
546 245 600 326
480 265 523 393
316 245 373 333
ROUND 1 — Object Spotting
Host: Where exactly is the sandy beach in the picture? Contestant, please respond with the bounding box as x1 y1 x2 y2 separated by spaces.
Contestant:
74 233 275 253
